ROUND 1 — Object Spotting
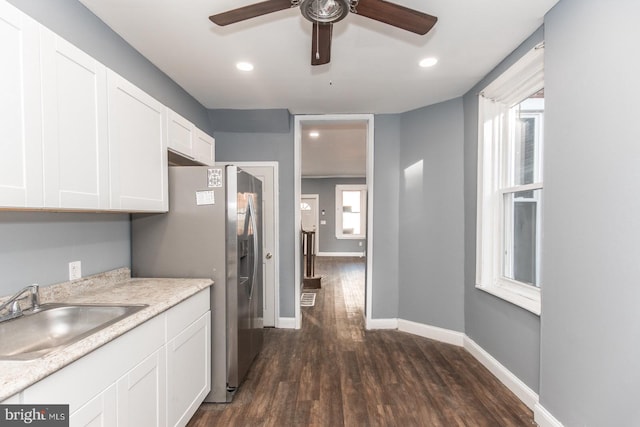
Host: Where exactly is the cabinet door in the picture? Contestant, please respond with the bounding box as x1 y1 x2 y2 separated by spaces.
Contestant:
41 29 109 209
117 348 167 427
166 311 211 427
0 3 43 207
168 110 194 158
193 128 215 166
70 384 116 427
107 70 168 212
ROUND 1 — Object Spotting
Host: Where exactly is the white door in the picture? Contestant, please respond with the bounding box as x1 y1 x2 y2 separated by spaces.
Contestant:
41 29 110 209
0 3 43 208
301 194 319 254
107 70 168 212
235 163 278 328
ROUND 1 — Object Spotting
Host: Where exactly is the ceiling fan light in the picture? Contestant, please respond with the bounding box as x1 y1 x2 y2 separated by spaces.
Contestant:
300 0 349 24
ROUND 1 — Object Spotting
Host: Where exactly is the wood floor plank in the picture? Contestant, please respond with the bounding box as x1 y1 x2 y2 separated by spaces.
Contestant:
187 257 534 426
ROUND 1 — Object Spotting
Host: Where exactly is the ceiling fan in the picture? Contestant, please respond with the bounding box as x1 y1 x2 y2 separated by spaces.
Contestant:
209 0 437 66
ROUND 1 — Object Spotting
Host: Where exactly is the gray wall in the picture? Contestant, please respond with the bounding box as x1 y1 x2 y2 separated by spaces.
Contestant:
0 213 130 294
539 0 640 424
0 1 212 297
463 28 544 393
211 113 296 318
370 115 401 320
398 99 465 332
8 0 212 133
301 178 366 254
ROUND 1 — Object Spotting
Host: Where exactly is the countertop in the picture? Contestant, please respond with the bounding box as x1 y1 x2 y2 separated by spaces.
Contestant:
0 268 213 401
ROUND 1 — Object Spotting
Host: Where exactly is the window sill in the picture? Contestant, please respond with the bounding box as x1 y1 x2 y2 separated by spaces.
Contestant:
336 235 366 240
475 283 541 316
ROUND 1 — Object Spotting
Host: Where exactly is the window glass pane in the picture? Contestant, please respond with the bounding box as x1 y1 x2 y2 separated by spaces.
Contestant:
503 189 541 287
342 190 361 235
342 191 361 213
511 89 544 186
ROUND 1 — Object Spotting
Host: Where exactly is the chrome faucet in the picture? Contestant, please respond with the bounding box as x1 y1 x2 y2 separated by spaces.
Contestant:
0 284 40 322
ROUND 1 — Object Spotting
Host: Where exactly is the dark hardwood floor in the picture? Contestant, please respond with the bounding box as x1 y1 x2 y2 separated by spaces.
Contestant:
188 257 535 426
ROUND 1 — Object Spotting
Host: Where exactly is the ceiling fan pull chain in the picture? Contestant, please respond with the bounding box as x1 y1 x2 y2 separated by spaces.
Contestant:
349 0 359 13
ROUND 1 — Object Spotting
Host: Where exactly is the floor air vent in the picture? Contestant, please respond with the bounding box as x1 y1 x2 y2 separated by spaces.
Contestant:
300 293 316 307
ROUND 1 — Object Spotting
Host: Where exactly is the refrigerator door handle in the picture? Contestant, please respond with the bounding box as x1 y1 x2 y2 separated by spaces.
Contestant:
247 193 259 302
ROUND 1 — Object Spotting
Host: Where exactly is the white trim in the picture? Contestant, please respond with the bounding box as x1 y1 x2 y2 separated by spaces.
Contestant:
277 317 296 329
366 318 398 330
294 119 302 330
234 161 281 328
397 319 465 347
335 184 367 239
294 114 375 332
317 251 365 257
463 336 539 410
534 403 565 427
476 283 541 315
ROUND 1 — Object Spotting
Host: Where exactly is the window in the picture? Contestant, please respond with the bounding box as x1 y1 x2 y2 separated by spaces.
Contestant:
335 185 366 239
476 45 544 315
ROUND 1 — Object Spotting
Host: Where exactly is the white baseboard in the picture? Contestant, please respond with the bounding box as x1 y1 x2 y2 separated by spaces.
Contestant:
534 403 564 427
463 336 539 410
397 319 465 347
366 318 398 330
317 252 365 257
277 317 296 329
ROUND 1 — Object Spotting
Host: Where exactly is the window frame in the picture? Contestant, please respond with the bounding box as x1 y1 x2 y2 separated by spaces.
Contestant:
335 184 367 240
475 45 544 315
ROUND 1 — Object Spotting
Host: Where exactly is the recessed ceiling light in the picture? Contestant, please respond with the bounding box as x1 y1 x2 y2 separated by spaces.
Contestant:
309 131 320 138
419 57 438 68
236 62 254 71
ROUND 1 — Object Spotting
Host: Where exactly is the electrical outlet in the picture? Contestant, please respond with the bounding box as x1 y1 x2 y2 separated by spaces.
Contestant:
69 261 82 281
359 241 363 247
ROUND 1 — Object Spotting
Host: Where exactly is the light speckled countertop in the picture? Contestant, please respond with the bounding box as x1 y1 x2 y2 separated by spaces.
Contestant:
0 268 213 401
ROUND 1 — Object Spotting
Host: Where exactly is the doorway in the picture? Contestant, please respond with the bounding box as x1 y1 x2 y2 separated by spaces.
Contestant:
300 194 319 254
294 114 374 330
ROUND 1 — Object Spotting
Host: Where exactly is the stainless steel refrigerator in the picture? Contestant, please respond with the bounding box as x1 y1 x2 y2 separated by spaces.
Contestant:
130 165 263 403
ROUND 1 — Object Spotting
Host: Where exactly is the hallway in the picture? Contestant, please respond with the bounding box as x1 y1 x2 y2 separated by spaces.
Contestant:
188 257 533 426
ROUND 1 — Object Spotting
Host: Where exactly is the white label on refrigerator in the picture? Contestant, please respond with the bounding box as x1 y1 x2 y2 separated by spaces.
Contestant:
208 168 222 188
196 190 215 206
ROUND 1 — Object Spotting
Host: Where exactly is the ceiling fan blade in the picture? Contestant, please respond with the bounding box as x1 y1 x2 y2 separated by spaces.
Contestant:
311 23 332 66
209 0 294 26
353 0 437 35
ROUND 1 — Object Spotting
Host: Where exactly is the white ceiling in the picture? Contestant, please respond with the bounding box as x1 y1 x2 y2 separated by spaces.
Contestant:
301 121 367 177
78 0 559 115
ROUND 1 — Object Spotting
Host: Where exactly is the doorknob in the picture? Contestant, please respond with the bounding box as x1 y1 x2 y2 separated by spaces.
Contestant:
265 252 273 259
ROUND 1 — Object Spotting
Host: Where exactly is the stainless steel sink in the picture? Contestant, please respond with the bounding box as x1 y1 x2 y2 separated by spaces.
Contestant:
0 303 148 361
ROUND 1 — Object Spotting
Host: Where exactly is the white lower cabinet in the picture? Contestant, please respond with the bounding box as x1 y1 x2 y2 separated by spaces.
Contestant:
117 349 167 427
166 312 211 426
20 288 210 427
70 384 117 427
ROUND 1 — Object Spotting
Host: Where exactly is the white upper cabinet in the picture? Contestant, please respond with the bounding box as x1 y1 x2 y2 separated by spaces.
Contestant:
40 28 109 209
193 128 215 166
107 70 168 212
0 2 43 208
168 109 195 158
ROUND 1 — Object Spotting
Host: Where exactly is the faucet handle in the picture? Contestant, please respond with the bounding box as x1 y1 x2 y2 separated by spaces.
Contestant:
10 300 22 315
30 284 40 310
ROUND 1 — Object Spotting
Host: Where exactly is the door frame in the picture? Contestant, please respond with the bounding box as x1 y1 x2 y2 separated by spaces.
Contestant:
233 161 280 328
294 114 374 330
301 193 320 254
